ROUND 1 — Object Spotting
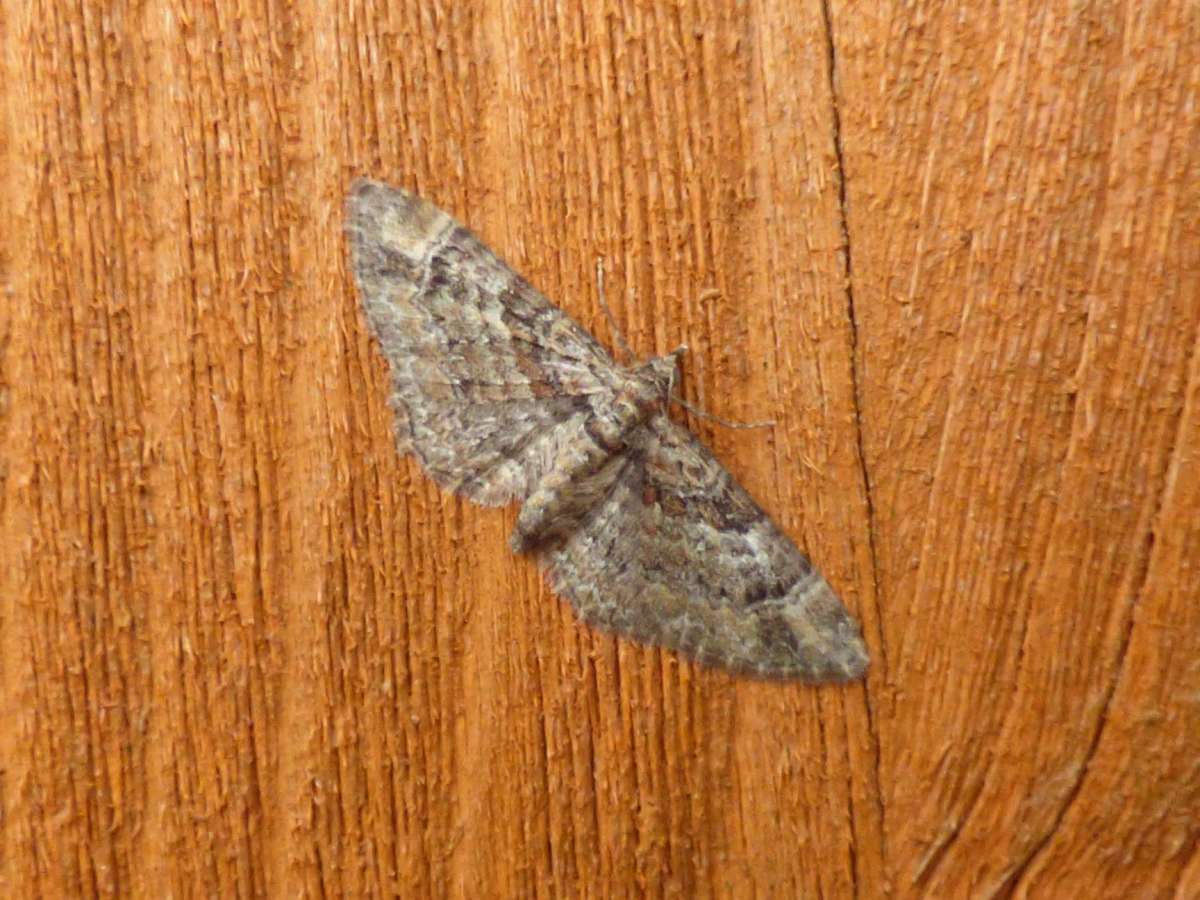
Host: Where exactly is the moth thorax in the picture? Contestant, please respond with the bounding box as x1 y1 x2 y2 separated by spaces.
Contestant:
590 372 664 451
510 372 664 554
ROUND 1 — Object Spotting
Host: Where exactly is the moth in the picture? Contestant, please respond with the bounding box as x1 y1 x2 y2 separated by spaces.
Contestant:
346 179 868 681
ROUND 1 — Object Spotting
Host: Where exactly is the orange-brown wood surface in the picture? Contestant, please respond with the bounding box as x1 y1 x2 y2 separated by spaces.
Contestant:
3 1 1197 897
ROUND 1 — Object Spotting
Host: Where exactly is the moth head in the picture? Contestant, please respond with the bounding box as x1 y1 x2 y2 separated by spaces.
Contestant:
637 347 687 404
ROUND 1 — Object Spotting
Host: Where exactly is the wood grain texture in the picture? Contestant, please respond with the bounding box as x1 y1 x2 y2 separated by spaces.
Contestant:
1 1 1195 897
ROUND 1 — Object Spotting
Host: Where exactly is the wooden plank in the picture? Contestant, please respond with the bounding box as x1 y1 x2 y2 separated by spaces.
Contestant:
833 0 1200 894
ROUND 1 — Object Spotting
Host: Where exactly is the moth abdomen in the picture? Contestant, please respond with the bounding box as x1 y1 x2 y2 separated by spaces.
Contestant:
510 376 660 552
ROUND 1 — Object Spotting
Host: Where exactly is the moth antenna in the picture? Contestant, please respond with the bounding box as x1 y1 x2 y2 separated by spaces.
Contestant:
595 257 636 364
668 346 773 429
672 394 776 430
